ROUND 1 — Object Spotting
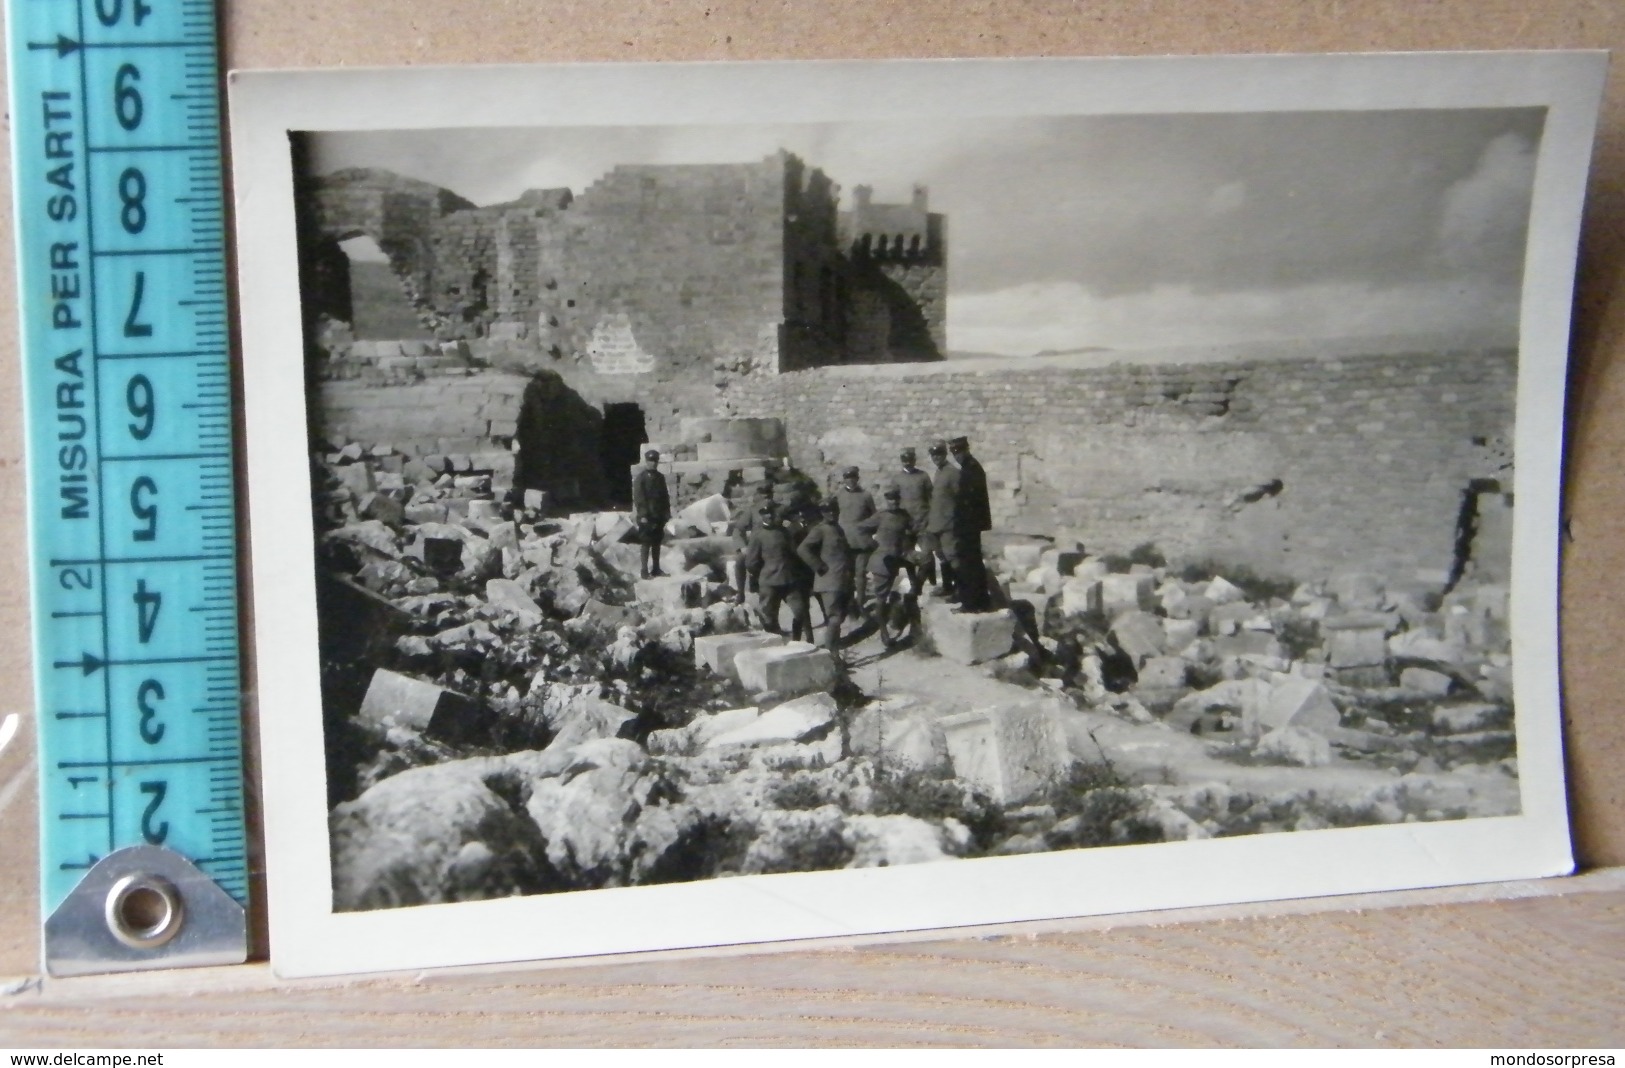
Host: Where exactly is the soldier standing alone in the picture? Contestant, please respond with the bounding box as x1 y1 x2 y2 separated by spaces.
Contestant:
631 449 671 579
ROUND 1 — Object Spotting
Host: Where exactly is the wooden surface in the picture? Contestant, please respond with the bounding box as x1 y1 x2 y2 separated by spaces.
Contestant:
3 0 1625 1048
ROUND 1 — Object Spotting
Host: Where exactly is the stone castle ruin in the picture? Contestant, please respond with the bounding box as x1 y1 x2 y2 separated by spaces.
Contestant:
299 146 1515 588
306 148 1523 907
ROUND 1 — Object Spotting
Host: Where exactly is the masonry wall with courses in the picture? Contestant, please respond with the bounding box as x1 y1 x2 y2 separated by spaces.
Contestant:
717 349 1518 583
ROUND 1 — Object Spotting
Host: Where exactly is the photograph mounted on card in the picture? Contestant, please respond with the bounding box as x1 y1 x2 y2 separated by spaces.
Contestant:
228 53 1603 978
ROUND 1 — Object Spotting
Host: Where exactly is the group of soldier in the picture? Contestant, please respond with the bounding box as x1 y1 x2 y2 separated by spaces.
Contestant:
631 436 994 653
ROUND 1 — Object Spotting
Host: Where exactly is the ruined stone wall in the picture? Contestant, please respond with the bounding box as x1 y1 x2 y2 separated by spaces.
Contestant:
878 258 947 357
718 349 1518 583
550 159 786 373
313 370 528 486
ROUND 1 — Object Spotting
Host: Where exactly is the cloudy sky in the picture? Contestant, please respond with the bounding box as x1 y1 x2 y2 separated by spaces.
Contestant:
308 107 1543 356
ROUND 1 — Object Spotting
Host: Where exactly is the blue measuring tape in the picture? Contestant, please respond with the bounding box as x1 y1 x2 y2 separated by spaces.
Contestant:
6 0 247 973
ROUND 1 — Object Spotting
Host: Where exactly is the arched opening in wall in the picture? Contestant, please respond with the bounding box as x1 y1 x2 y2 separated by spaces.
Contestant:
512 373 605 509
301 237 354 335
599 402 649 507
336 234 433 341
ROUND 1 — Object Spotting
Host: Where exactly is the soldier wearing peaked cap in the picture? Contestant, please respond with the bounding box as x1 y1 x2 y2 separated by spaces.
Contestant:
923 440 959 599
797 497 854 651
744 503 813 643
891 447 933 581
858 485 918 646
834 465 877 615
631 449 670 579
948 435 992 612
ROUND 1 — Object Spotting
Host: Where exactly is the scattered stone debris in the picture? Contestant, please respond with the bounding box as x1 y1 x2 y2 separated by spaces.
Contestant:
315 442 1519 910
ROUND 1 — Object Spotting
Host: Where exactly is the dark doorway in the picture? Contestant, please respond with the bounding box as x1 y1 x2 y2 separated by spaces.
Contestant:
513 373 605 509
600 403 648 506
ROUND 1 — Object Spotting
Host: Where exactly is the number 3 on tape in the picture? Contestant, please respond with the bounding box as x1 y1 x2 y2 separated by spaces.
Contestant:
6 0 248 975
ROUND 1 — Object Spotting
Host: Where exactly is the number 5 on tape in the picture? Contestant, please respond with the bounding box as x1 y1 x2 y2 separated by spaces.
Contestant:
6 0 248 975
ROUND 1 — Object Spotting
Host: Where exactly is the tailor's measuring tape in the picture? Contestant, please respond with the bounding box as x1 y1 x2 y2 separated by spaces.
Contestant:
6 0 247 975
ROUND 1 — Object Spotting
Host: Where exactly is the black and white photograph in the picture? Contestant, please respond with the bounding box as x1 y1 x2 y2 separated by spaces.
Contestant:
230 55 1595 977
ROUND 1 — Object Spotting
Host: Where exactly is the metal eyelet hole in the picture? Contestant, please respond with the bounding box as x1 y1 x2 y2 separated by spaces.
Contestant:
105 873 184 950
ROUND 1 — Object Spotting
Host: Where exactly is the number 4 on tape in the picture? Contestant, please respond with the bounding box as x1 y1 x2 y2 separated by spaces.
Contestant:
6 0 249 975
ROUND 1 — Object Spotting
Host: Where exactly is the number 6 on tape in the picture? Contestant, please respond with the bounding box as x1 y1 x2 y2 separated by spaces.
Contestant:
5 0 249 975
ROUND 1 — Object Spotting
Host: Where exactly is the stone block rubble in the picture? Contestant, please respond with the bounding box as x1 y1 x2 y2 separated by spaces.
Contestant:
316 442 1520 912
985 542 1517 776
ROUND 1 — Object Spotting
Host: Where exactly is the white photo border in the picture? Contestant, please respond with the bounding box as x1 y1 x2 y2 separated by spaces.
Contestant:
229 52 1604 979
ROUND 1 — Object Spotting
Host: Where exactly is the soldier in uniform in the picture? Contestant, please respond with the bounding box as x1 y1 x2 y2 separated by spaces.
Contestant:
744 504 812 643
857 485 917 646
949 435 993 612
631 449 671 579
833 465 877 616
728 480 775 605
797 498 854 651
891 447 933 582
923 440 960 600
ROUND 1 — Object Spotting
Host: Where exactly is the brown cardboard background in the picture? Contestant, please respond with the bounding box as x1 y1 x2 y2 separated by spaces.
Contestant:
0 0 1620 981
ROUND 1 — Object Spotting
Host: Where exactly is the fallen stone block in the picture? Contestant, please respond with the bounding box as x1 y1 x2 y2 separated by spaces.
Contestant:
1432 702 1507 734
467 499 504 523
921 602 1016 665
847 696 950 773
735 642 838 697
1165 678 1270 733
577 598 637 630
331 462 375 498
1208 602 1261 636
646 706 760 755
1211 631 1286 660
710 692 837 748
1323 614 1390 668
420 537 464 573
1002 542 1045 572
1006 588 1055 621
522 488 549 512
678 493 731 528
1203 576 1245 605
1162 617 1200 653
1110 610 1166 664
939 702 1070 805
1253 725 1332 767
1328 571 1386 611
1070 555 1109 583
1137 656 1190 690
404 502 450 525
1249 676 1341 738
485 578 545 624
355 491 404 528
1400 666 1455 696
635 575 704 611
358 668 488 744
693 630 786 679
1059 575 1102 617
1100 573 1156 616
